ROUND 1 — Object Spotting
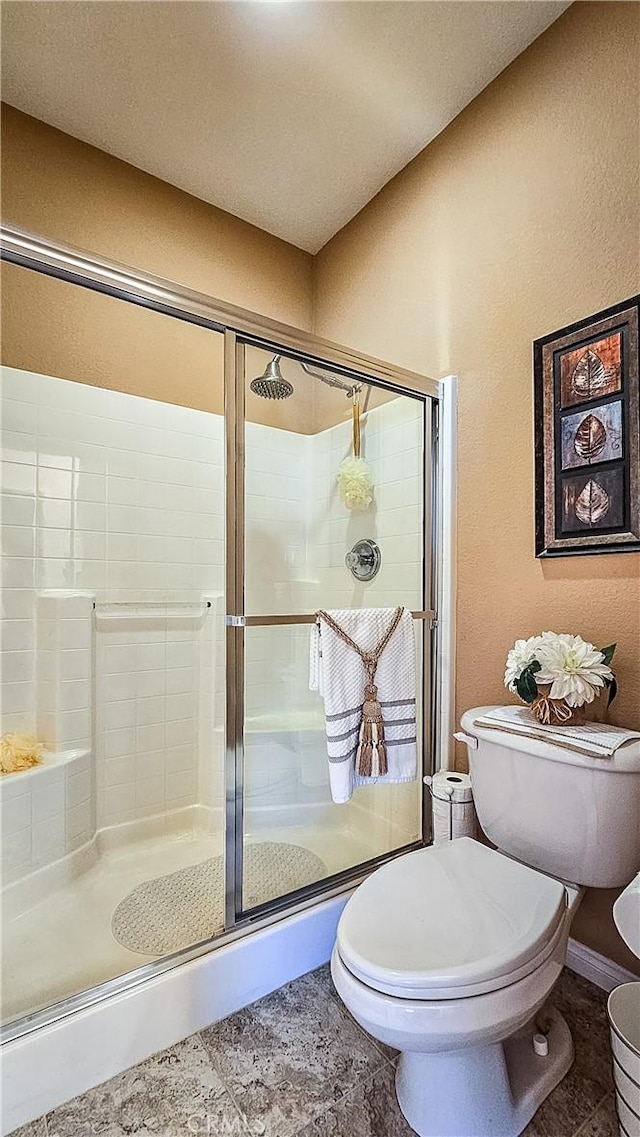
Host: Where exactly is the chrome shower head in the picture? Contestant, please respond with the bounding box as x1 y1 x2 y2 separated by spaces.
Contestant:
250 355 294 400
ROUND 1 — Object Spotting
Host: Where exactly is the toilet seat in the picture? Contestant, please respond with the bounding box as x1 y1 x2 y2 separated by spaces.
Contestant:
337 837 567 1000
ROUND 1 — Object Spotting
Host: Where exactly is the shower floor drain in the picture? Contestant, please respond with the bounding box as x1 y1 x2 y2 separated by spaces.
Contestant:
111 841 327 955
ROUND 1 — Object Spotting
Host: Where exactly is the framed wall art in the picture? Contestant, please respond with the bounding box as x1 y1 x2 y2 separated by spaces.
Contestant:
534 295 640 557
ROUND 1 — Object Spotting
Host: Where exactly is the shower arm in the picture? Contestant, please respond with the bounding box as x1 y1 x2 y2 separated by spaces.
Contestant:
299 361 361 399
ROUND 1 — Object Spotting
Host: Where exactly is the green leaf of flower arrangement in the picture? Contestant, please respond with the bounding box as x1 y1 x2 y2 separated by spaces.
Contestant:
601 643 617 665
515 660 541 704
605 676 618 707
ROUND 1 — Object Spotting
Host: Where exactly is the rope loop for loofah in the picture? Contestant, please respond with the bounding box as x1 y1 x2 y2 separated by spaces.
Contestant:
352 391 361 458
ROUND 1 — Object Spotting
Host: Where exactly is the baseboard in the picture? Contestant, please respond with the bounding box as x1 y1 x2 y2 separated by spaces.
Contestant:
566 937 639 992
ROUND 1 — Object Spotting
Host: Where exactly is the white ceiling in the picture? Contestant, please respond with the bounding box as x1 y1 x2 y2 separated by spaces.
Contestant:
1 1 570 253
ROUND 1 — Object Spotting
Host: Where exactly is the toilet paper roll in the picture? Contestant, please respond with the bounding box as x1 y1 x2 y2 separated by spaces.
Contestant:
430 771 476 846
431 770 473 802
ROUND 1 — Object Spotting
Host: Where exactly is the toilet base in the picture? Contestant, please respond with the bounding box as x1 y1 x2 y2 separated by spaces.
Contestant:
395 1003 574 1137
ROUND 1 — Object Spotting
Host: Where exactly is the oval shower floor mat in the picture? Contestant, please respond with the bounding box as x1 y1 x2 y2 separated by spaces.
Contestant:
111 841 327 955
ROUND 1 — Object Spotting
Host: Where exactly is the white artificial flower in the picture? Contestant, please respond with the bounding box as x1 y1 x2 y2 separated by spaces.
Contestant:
534 633 614 707
504 635 544 691
337 456 374 511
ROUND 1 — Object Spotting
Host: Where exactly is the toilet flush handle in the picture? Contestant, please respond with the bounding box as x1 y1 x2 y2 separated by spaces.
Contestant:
453 731 478 749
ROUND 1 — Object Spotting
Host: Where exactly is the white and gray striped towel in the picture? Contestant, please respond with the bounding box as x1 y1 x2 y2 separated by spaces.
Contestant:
309 607 417 803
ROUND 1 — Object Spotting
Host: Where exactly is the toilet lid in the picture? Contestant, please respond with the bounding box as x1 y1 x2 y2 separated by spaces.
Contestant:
337 838 567 1000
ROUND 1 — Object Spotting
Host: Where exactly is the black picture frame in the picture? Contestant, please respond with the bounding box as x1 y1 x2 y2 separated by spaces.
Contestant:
534 296 640 557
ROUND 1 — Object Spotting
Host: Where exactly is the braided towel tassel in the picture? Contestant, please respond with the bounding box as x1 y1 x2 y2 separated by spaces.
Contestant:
316 606 404 781
357 683 388 777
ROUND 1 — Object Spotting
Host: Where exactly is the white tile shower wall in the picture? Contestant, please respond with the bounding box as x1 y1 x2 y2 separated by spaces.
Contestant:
0 589 100 881
1 750 93 884
2 368 422 857
302 398 424 840
1 368 314 836
245 421 310 615
37 592 94 752
244 420 313 730
96 615 204 827
197 593 223 818
310 397 424 611
243 402 423 741
241 398 425 821
1 367 229 836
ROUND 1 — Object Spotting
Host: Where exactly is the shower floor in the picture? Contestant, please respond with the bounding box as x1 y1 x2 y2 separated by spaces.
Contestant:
1 816 383 1026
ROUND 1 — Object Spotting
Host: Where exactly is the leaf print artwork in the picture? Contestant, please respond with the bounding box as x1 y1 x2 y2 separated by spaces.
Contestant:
573 414 607 461
571 349 612 399
574 479 610 525
561 400 623 470
559 331 622 409
536 298 638 556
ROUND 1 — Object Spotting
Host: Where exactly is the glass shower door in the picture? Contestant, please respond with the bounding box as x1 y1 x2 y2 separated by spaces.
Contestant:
236 341 430 915
1 225 442 1042
0 260 227 1025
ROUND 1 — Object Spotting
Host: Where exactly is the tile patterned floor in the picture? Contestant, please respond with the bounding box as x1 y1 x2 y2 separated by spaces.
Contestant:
11 967 619 1137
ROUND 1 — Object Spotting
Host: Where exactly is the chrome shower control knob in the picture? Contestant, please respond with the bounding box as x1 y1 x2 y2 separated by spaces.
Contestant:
345 539 381 581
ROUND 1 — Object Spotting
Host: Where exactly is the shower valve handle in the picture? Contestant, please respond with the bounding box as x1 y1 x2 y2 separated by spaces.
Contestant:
345 539 381 582
346 550 369 569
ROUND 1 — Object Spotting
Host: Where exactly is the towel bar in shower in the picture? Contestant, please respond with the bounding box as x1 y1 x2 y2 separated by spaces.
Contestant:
227 610 437 627
93 601 212 623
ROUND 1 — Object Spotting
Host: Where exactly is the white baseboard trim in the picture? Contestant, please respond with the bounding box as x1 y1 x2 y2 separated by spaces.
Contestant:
566 937 639 992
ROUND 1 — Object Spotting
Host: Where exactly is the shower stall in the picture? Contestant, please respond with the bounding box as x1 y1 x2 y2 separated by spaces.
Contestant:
0 226 449 1110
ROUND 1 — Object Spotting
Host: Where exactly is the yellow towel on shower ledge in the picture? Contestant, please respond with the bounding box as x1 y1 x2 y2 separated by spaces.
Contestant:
0 733 45 774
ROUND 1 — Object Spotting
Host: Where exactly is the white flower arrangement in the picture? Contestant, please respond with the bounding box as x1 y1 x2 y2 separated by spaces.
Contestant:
504 631 617 710
337 456 374 511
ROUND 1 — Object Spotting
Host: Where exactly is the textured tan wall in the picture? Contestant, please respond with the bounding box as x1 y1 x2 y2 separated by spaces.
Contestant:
1 258 389 433
0 106 395 433
0 262 328 432
1 260 227 413
0 105 317 430
1 105 313 329
314 2 640 972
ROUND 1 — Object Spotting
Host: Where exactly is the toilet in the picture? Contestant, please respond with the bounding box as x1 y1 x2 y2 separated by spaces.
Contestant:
331 706 640 1137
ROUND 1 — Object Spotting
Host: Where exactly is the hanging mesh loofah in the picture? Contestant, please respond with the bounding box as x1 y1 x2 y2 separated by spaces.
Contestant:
337 393 374 510
337 455 374 511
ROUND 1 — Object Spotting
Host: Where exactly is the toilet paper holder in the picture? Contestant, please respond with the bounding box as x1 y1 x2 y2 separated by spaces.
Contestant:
425 770 476 845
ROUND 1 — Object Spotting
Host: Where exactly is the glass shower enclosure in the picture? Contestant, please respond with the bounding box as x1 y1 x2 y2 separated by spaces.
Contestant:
0 225 442 1039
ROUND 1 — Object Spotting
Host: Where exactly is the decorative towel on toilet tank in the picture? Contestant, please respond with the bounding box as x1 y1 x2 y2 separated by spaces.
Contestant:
309 606 417 803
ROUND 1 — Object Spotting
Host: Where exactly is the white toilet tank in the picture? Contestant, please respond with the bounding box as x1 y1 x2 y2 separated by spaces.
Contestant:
460 707 640 889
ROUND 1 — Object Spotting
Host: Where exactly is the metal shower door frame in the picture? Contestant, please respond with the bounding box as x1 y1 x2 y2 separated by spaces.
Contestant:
0 224 445 1041
225 332 439 928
